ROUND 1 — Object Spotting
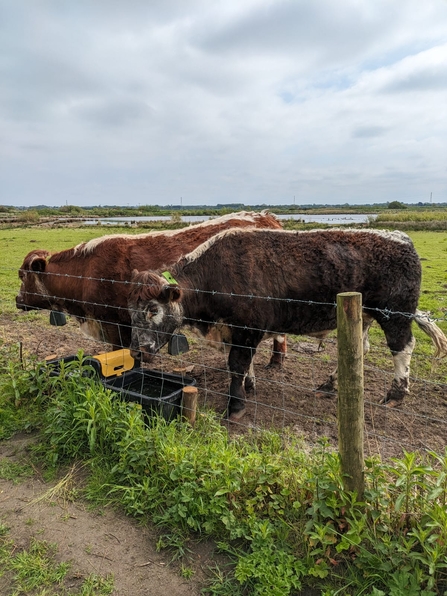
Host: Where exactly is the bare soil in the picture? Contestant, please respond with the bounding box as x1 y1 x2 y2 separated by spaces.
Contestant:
2 312 447 594
0 433 226 596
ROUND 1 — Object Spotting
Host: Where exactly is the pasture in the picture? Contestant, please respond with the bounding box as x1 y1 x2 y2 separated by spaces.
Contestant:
1 224 447 595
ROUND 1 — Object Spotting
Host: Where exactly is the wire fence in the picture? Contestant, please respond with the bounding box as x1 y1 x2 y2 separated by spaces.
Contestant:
4 270 447 460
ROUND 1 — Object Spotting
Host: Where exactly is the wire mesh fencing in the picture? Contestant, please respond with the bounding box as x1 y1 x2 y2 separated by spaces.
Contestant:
3 269 447 461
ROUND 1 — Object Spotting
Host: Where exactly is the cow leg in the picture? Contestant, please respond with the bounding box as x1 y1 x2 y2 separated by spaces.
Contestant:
375 314 415 407
244 361 256 391
381 335 415 407
316 316 373 398
266 334 287 369
227 332 263 421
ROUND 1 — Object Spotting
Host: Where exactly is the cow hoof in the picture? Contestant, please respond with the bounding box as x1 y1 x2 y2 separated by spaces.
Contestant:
264 361 283 370
228 409 247 422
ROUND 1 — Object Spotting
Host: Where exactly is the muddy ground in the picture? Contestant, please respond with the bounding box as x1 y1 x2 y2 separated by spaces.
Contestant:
1 313 447 594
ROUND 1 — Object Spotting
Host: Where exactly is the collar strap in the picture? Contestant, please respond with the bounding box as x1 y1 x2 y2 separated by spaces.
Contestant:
161 271 179 285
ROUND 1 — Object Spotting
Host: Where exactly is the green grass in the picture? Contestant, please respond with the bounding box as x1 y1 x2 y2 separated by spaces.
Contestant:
0 460 34 484
2 225 446 301
409 231 447 317
0 531 114 595
0 227 134 314
375 209 447 223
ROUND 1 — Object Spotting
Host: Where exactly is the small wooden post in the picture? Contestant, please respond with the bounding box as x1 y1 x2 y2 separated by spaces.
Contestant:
337 292 365 498
182 386 198 426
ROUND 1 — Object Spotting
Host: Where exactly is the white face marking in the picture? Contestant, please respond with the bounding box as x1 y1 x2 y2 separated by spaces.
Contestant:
149 305 165 326
144 301 183 328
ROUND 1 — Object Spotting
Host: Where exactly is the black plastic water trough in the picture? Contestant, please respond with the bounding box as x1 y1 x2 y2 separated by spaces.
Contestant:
45 350 196 421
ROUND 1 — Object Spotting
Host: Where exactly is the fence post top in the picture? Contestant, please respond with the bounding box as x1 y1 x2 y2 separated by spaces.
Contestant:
337 291 362 298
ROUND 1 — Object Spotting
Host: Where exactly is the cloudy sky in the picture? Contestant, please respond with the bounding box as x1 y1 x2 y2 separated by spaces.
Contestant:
1 1 447 207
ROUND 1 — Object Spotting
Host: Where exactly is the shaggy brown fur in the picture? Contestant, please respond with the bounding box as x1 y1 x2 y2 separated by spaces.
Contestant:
16 212 286 366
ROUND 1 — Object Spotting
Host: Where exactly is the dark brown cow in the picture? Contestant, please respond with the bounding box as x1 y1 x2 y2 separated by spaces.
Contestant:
128 228 447 420
16 211 286 366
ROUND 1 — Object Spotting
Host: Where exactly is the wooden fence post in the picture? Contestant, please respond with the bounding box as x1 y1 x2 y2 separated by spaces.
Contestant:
337 292 365 498
182 386 198 426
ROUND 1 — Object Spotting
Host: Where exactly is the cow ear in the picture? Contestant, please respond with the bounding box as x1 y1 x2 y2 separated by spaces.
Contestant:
161 285 182 303
30 257 47 273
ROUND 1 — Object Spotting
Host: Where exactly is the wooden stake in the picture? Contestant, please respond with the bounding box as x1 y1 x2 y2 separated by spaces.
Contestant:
182 386 198 426
337 292 365 498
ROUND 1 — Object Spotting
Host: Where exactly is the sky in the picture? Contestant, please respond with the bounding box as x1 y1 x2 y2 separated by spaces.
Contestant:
1 1 447 208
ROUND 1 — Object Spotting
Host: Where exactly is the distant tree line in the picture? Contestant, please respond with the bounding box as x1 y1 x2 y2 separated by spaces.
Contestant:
0 200 445 217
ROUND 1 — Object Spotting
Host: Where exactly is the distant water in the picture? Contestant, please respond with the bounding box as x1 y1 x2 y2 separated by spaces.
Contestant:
84 213 376 226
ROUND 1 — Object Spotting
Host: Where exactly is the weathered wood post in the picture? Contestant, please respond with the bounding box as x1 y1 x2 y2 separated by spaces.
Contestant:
182 386 198 426
337 292 364 498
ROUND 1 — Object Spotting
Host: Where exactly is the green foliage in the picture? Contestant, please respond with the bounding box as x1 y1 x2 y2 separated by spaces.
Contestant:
34 353 133 467
59 205 85 214
3 352 446 594
74 573 114 595
16 209 40 222
0 460 34 484
376 210 447 223
374 209 447 230
0 342 50 439
387 201 407 210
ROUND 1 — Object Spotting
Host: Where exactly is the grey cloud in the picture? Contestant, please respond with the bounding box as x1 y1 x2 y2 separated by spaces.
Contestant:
382 68 447 93
352 126 389 138
193 1 385 66
74 97 153 127
0 44 102 122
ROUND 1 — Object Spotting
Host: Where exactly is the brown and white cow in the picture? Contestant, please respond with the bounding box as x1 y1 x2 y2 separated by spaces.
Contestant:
128 228 447 420
16 211 286 367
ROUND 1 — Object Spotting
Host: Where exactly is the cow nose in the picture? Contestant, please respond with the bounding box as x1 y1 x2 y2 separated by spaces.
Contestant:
16 296 28 311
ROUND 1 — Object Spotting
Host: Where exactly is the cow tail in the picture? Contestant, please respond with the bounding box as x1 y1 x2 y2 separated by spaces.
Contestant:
414 309 447 358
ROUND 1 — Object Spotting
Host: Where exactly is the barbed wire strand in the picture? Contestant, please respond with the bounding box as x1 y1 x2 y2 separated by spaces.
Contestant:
2 269 447 459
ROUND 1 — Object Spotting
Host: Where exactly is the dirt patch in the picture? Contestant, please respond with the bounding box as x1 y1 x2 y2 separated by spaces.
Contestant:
0 433 227 595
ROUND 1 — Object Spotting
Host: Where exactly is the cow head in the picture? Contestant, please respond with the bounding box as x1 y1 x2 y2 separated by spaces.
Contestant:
16 250 53 311
128 269 184 358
